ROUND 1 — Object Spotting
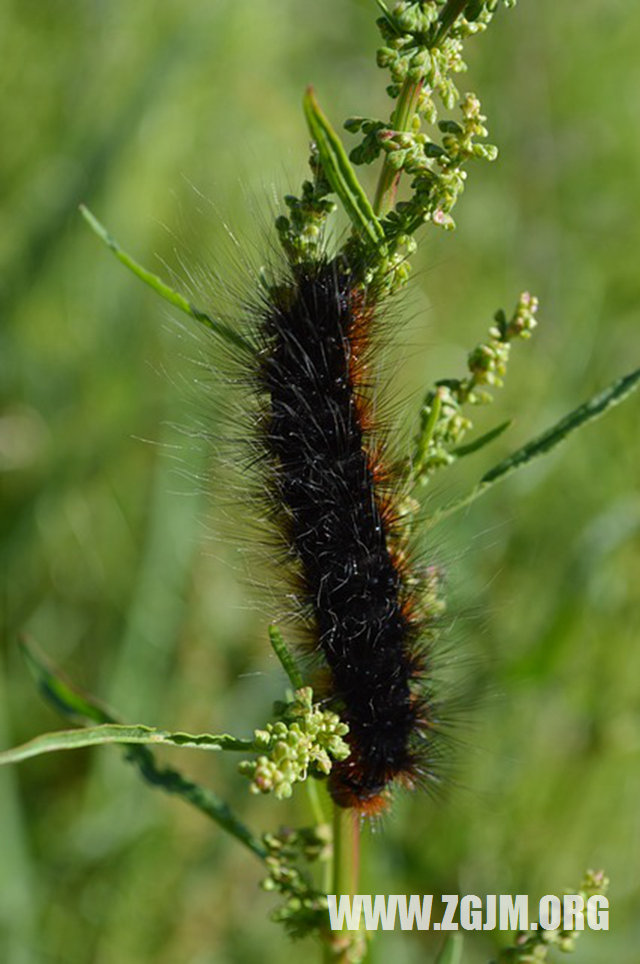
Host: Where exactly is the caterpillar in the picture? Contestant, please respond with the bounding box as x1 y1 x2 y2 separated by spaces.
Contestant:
252 257 439 814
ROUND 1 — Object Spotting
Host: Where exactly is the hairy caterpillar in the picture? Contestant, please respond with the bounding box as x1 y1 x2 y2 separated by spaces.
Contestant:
250 256 440 813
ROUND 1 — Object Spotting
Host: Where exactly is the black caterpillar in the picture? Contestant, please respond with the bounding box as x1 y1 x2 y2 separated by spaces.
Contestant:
255 260 437 812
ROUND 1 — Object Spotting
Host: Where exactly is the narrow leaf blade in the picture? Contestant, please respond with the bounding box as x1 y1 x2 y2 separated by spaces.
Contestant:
303 88 386 251
0 724 253 766
430 366 640 525
268 625 304 689
16 641 266 860
20 638 115 725
452 419 512 458
481 366 640 485
80 205 255 356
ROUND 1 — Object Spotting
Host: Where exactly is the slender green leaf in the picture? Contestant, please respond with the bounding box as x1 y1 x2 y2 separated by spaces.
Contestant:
133 746 267 859
80 205 255 356
303 88 386 251
481 367 640 484
20 637 115 724
268 625 304 689
16 641 266 861
451 419 512 458
430 366 640 525
0 723 253 766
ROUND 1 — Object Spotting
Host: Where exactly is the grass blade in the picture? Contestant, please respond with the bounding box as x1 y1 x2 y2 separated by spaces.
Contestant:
20 637 114 724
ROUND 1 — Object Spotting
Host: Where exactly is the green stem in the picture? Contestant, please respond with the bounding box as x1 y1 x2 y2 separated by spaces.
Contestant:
268 624 304 689
306 777 327 827
373 0 472 218
322 805 363 964
433 0 468 44
412 389 443 482
373 78 423 217
373 0 468 217
332 806 355 897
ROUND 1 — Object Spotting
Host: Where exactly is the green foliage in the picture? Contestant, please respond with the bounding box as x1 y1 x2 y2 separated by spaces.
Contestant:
430 365 640 525
80 206 255 356
3 638 346 942
6 641 267 859
0 723 252 766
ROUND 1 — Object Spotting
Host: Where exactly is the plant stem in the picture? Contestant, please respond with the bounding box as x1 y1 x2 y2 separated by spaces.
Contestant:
306 777 327 827
434 0 468 44
332 805 359 897
322 805 363 964
373 78 423 217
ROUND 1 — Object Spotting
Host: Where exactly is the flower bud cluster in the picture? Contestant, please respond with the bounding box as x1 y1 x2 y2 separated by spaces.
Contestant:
275 147 337 265
383 85 497 241
238 687 349 800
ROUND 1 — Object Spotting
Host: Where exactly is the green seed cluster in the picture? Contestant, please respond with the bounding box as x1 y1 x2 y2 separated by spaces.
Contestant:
495 870 610 963
412 291 538 483
376 0 516 102
238 687 350 800
349 0 515 242
260 826 331 939
276 1 518 286
275 147 337 265
381 90 497 240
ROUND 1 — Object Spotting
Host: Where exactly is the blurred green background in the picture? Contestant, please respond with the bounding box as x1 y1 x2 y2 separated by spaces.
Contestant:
1 1 639 962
